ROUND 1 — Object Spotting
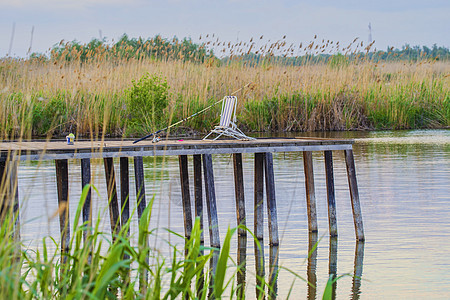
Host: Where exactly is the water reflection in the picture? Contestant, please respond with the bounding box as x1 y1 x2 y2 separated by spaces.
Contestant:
268 245 279 299
251 238 279 299
229 233 365 299
328 237 338 300
307 233 318 300
351 241 365 300
254 238 265 299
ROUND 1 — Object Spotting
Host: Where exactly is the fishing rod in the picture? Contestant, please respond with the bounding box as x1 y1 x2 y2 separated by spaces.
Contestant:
133 82 252 144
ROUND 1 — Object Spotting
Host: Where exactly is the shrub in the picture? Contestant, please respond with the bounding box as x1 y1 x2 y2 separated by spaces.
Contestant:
126 73 170 135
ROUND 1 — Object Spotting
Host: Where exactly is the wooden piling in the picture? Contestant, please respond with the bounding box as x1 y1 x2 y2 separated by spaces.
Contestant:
55 159 70 256
179 155 193 239
233 153 246 236
344 149 365 241
104 157 121 236
80 158 91 240
303 151 318 233
133 156 148 289
254 153 264 240
120 157 130 232
11 161 19 240
202 154 220 248
264 152 279 246
193 154 204 242
133 156 146 219
0 161 6 220
0 160 20 240
324 151 338 237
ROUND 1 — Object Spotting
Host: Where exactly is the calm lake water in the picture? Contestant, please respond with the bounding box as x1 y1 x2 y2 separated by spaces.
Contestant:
16 129 450 299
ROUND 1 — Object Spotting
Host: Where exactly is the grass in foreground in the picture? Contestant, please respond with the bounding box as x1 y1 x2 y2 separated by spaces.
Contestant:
0 183 349 299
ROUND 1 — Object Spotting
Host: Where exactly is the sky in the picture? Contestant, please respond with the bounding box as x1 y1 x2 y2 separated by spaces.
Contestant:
1 0 449 58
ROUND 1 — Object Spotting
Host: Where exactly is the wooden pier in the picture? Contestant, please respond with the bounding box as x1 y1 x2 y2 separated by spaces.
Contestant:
0 138 365 255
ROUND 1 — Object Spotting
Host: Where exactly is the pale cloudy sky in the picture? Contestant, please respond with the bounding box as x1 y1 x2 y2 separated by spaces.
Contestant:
1 0 449 57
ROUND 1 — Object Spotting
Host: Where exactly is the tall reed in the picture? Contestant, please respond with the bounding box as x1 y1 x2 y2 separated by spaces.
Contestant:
1 37 448 139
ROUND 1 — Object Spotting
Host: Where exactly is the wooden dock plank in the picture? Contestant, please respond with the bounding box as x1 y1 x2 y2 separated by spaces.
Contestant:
1 138 354 161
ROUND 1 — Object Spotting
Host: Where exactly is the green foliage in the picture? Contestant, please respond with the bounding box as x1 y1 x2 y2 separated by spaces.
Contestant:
32 94 68 135
328 53 349 69
126 73 170 135
0 180 360 299
49 34 213 63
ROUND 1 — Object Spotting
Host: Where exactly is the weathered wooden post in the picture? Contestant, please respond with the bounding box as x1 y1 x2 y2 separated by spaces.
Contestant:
0 159 20 240
104 157 121 236
178 155 193 239
202 153 220 297
193 154 204 243
324 151 338 237
344 149 365 241
254 153 265 240
233 153 246 236
119 157 130 233
55 159 70 257
264 152 279 246
133 156 146 219
303 151 318 233
254 152 266 298
80 158 91 240
202 154 220 249
133 155 148 289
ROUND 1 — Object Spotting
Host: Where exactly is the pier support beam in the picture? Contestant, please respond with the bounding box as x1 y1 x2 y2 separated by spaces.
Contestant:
193 154 204 242
120 157 130 233
134 156 146 219
179 155 193 239
324 151 338 237
202 154 220 249
344 149 365 241
0 160 20 240
55 159 70 256
104 158 121 236
233 153 246 236
303 151 318 233
264 152 279 246
80 158 91 240
254 153 264 240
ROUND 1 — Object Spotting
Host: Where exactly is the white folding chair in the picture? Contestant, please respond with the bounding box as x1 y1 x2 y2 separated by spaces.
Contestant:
203 96 255 140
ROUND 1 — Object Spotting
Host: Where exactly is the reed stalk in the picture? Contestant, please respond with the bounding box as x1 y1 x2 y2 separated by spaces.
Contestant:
1 38 448 140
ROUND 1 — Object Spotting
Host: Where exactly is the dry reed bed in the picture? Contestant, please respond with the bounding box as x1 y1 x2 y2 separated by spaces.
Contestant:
0 57 449 139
